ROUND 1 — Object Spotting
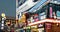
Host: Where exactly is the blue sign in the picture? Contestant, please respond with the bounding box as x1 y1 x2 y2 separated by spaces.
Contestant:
57 11 60 17
29 0 48 12
39 12 46 16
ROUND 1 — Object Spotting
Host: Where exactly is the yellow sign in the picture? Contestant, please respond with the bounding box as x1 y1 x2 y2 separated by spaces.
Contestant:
19 14 26 23
31 25 37 29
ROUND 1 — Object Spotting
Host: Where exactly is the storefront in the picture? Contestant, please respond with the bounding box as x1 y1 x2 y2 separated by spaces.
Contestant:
28 2 60 32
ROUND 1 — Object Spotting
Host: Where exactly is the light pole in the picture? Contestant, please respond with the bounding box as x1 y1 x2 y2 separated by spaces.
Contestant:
1 13 6 30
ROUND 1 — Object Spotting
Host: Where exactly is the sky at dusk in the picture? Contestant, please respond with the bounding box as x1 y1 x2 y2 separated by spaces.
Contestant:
0 0 16 17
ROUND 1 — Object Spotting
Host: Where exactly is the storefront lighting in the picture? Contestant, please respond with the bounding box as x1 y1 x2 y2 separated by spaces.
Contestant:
1 13 5 17
1 13 6 29
57 23 58 26
28 19 60 26
54 1 57 3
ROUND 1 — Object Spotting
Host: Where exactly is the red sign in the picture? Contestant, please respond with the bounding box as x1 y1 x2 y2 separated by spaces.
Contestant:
46 23 51 29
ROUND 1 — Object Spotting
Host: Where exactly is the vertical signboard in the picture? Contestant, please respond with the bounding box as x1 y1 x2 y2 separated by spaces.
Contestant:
50 7 53 18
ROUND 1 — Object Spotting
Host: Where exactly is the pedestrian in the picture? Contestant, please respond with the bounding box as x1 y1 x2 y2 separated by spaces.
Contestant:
10 27 14 32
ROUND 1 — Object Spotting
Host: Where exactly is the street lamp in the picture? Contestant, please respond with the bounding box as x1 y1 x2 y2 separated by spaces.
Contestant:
1 13 6 29
1 13 5 18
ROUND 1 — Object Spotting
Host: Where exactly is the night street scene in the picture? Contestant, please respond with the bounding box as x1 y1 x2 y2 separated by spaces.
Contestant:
0 0 60 32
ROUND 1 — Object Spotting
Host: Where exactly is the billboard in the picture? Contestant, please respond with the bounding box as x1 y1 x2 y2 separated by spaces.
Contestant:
28 0 50 12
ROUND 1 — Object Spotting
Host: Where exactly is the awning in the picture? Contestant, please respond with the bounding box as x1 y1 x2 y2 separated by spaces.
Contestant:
28 19 60 26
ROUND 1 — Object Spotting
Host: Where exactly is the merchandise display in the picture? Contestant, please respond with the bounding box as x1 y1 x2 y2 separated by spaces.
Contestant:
31 25 38 32
38 28 44 32
38 24 45 32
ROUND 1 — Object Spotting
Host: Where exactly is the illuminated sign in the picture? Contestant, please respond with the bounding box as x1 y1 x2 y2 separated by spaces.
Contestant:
39 12 46 20
57 11 60 19
57 11 60 17
38 24 43 27
31 25 37 28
